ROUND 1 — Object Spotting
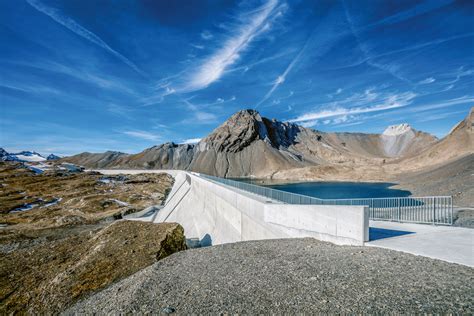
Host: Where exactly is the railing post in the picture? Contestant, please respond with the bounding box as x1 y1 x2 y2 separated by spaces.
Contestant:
397 198 401 222
370 198 373 220
432 197 436 225
450 196 453 225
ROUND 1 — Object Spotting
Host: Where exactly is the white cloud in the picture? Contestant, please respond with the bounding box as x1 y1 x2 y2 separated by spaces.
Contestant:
419 77 436 84
180 98 219 124
107 104 132 117
181 138 202 144
183 0 282 92
26 0 146 77
201 30 213 40
407 96 474 113
290 91 417 123
123 131 160 141
365 0 454 29
195 111 217 122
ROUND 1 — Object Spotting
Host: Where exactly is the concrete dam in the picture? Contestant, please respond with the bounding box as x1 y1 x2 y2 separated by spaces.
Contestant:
152 171 369 246
97 169 473 266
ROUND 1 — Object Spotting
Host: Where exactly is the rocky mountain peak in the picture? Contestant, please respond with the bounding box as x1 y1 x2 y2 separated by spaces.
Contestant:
201 109 265 153
383 123 413 136
201 109 301 153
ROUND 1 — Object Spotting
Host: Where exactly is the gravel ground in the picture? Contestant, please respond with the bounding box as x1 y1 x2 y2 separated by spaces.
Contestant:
66 238 473 314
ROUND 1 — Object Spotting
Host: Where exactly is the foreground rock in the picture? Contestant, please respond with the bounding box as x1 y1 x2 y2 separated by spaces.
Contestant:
67 238 473 314
0 221 186 314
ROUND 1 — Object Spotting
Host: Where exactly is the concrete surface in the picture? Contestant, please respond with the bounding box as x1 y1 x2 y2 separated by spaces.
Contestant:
95 169 369 246
154 171 369 245
367 220 474 267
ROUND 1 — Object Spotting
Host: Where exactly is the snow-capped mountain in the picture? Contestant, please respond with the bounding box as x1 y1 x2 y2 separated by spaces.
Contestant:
379 123 437 157
10 151 46 162
0 148 61 162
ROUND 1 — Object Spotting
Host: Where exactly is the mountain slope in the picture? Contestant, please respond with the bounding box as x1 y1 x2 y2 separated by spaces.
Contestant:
62 151 128 169
63 109 447 178
397 106 474 170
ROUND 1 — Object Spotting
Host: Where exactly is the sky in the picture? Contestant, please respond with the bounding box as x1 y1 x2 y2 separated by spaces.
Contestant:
0 0 473 156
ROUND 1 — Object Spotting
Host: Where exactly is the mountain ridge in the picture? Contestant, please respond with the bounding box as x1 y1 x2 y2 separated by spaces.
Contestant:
60 107 473 180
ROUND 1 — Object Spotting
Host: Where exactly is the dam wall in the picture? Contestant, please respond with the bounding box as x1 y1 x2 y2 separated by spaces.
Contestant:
154 171 369 246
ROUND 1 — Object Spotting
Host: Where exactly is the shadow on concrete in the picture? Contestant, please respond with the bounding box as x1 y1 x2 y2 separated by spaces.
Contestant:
200 234 213 247
369 227 414 241
186 234 213 248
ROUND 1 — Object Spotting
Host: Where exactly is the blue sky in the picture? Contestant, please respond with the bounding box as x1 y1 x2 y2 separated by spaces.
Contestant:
0 0 473 155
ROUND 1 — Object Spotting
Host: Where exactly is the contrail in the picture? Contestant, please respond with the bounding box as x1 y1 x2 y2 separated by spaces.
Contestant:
26 0 147 78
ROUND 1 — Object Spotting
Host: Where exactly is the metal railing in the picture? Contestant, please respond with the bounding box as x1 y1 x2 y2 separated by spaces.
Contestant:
199 174 453 225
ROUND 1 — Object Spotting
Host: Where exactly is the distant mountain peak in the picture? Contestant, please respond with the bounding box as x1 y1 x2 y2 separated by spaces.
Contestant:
0 149 49 162
0 147 9 161
383 123 413 136
47 154 61 161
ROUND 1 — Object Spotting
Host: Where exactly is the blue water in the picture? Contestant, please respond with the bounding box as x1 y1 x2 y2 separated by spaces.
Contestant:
236 180 411 199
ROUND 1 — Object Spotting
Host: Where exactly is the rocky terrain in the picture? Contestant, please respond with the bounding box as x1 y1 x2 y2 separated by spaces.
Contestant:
67 238 473 314
0 162 173 227
64 107 473 205
0 162 186 313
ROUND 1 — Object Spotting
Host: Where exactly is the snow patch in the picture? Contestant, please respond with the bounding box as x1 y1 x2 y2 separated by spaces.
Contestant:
109 199 129 207
43 198 62 208
320 142 333 150
13 154 46 162
11 203 39 212
383 123 412 136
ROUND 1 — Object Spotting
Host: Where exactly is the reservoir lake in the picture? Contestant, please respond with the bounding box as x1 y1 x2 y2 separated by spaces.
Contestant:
234 180 412 199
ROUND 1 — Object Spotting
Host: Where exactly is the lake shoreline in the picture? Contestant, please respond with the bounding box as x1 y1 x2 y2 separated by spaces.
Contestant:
230 178 412 200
